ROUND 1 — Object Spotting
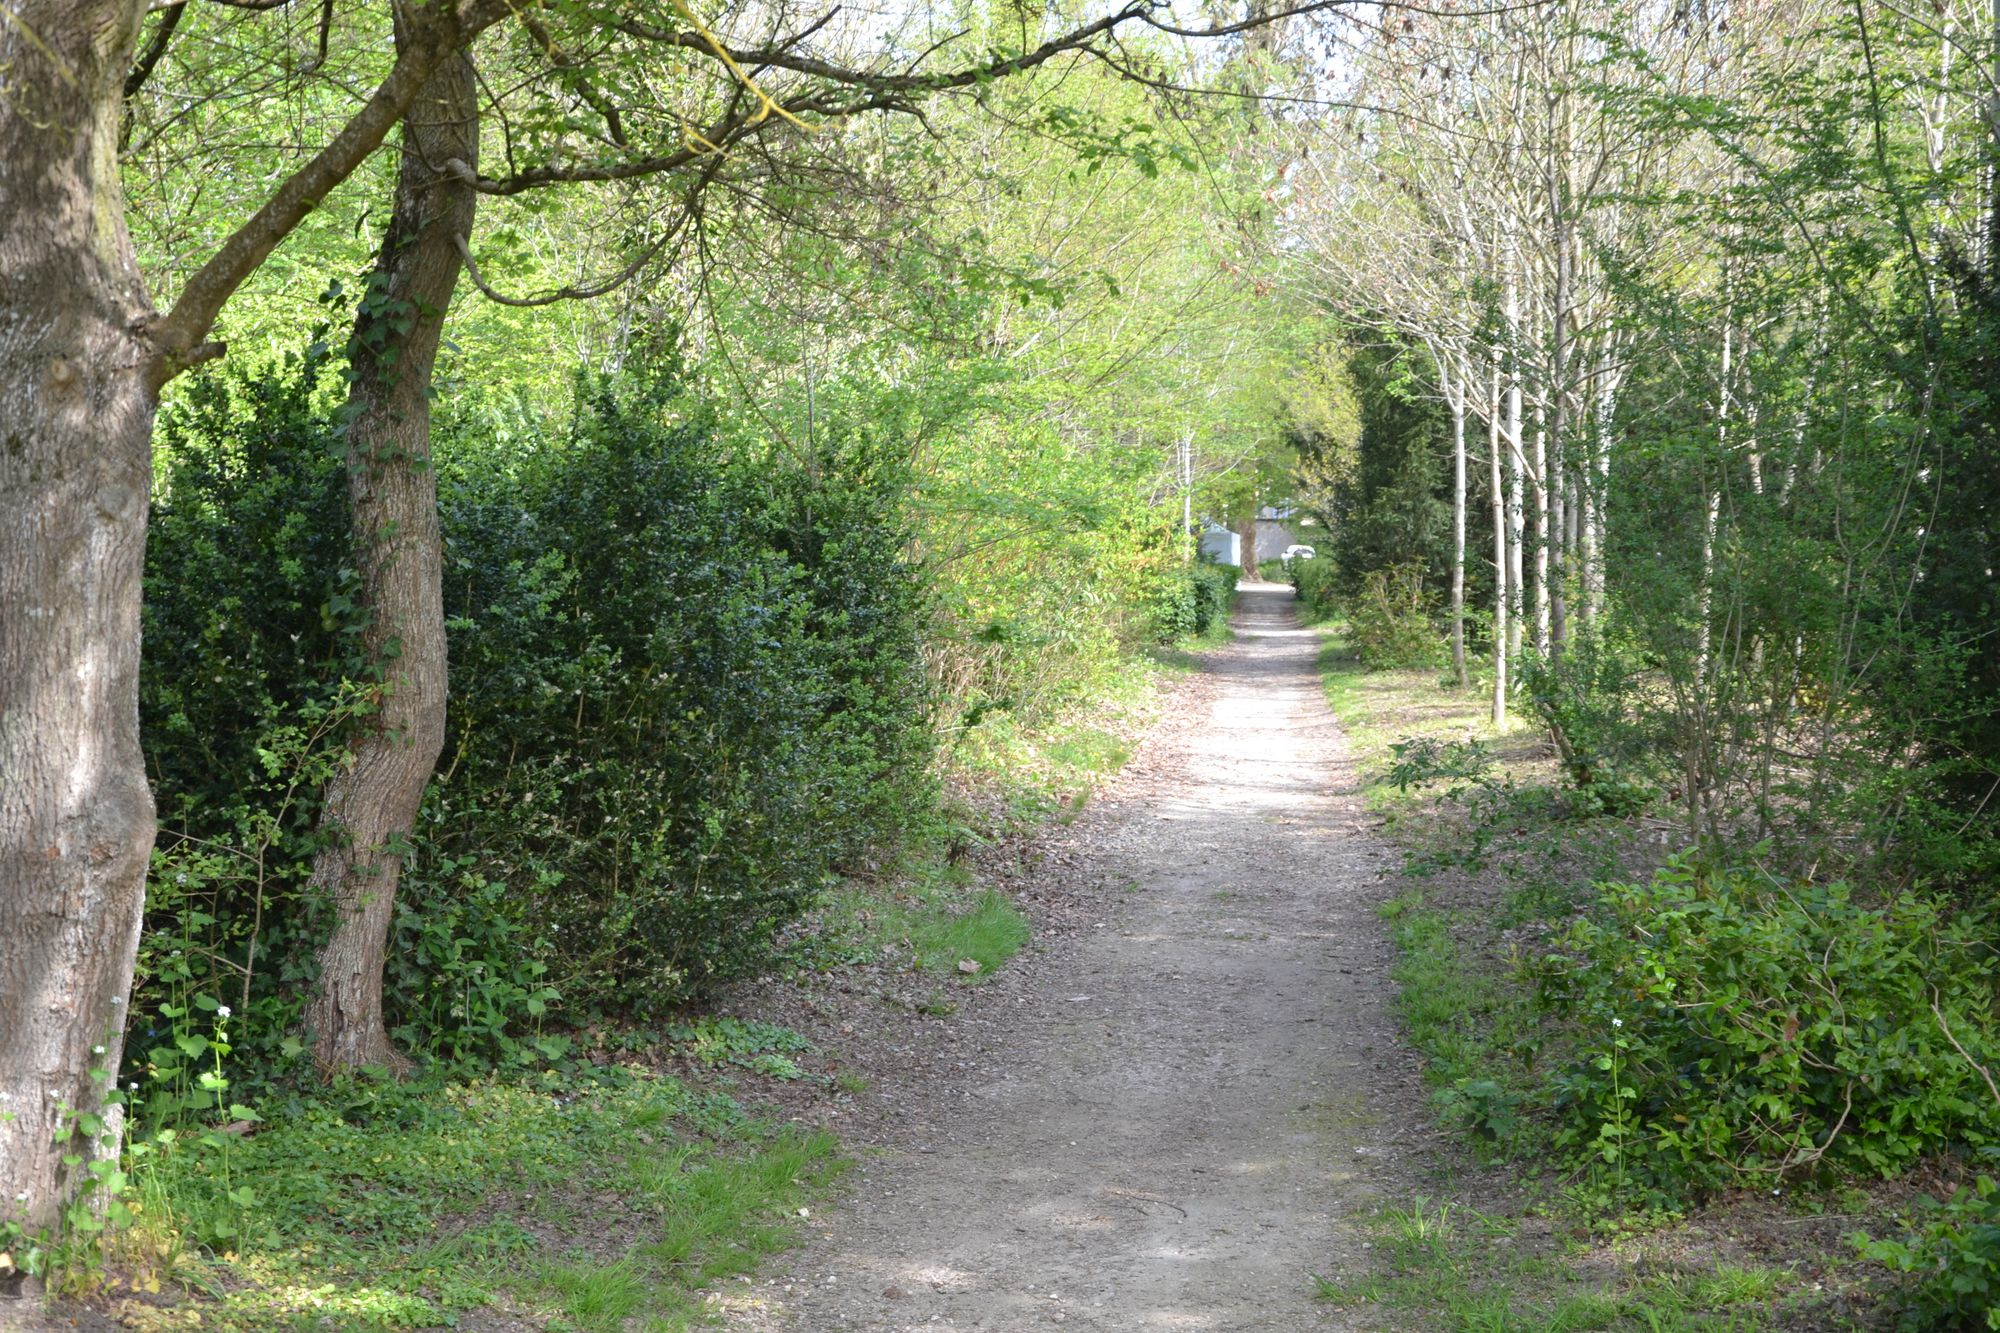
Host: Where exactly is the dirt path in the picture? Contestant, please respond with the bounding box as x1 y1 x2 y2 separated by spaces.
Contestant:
730 584 1431 1331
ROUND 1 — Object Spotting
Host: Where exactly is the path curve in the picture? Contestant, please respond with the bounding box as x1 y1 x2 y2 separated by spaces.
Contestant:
735 584 1424 1332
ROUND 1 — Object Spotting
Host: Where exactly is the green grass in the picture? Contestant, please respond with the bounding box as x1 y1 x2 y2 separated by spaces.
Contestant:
1310 1198 1794 1332
808 859 1030 987
907 887 1030 978
115 1071 843 1330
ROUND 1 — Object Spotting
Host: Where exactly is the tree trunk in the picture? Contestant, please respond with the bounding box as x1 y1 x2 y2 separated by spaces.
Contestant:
1504 268 1526 660
1583 357 1615 627
1179 431 1195 564
1490 364 1508 726
1546 88 1572 659
0 0 156 1240
1532 420 1550 656
1450 386 1468 689
1696 311 1733 684
1237 514 1259 576
303 44 477 1074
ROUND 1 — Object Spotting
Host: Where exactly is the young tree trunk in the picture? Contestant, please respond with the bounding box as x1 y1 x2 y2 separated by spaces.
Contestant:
1532 420 1550 655
1490 365 1508 726
303 46 477 1075
1179 431 1196 564
1450 386 1469 689
1696 313 1733 683
1550 457 1568 654
0 0 157 1240
1546 93 1573 659
1583 357 1616 626
1237 514 1260 576
1504 269 1526 660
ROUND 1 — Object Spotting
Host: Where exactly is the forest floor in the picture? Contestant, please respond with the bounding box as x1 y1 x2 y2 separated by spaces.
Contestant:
710 583 1432 1331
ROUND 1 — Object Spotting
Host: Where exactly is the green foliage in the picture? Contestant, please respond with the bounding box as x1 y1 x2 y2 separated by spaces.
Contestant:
139 346 366 1076
116 1068 841 1329
1290 552 1340 622
425 368 931 1015
1518 634 1661 817
1347 565 1444 669
1306 336 1454 601
1386 736 1494 793
1533 857 2000 1200
136 352 933 1078
1150 560 1239 642
1859 1176 2000 1331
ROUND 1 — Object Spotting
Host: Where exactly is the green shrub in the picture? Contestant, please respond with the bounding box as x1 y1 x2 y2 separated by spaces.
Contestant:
1519 631 1662 816
1532 856 2000 1200
137 353 932 1078
1347 564 1442 668
1860 1175 2000 1331
1150 560 1238 641
140 345 365 1074
1290 553 1339 621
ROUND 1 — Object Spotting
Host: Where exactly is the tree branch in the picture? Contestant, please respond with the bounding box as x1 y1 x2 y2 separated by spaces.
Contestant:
148 0 509 389
123 1 184 101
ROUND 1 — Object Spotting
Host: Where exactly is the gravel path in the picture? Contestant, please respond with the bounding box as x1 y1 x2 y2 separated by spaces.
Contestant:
727 583 1429 1332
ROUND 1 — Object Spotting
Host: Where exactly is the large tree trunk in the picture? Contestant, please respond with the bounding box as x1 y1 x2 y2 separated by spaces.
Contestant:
303 45 477 1074
0 0 156 1242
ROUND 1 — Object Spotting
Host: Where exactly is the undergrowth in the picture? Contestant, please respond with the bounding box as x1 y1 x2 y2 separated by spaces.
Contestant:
1316 626 2000 1329
77 1066 840 1331
1312 1196 1793 1331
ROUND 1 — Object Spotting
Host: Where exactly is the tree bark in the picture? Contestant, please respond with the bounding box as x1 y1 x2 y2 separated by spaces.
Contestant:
1490 363 1508 726
303 43 477 1075
1546 80 1573 659
1532 419 1550 656
1503 263 1526 661
0 0 156 1241
1449 383 1468 689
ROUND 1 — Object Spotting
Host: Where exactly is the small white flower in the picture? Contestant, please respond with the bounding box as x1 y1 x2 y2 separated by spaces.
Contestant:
128 1083 139 1092
14 1192 26 1202
217 1005 232 1018
1611 1018 1623 1029
92 1045 105 1055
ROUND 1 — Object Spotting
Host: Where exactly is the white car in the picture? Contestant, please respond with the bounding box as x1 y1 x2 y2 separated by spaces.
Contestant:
1281 544 1317 564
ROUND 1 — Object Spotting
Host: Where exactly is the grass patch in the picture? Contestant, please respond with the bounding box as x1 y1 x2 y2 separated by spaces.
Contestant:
906 887 1030 978
107 1070 842 1331
1311 1198 1797 1332
806 862 1028 984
